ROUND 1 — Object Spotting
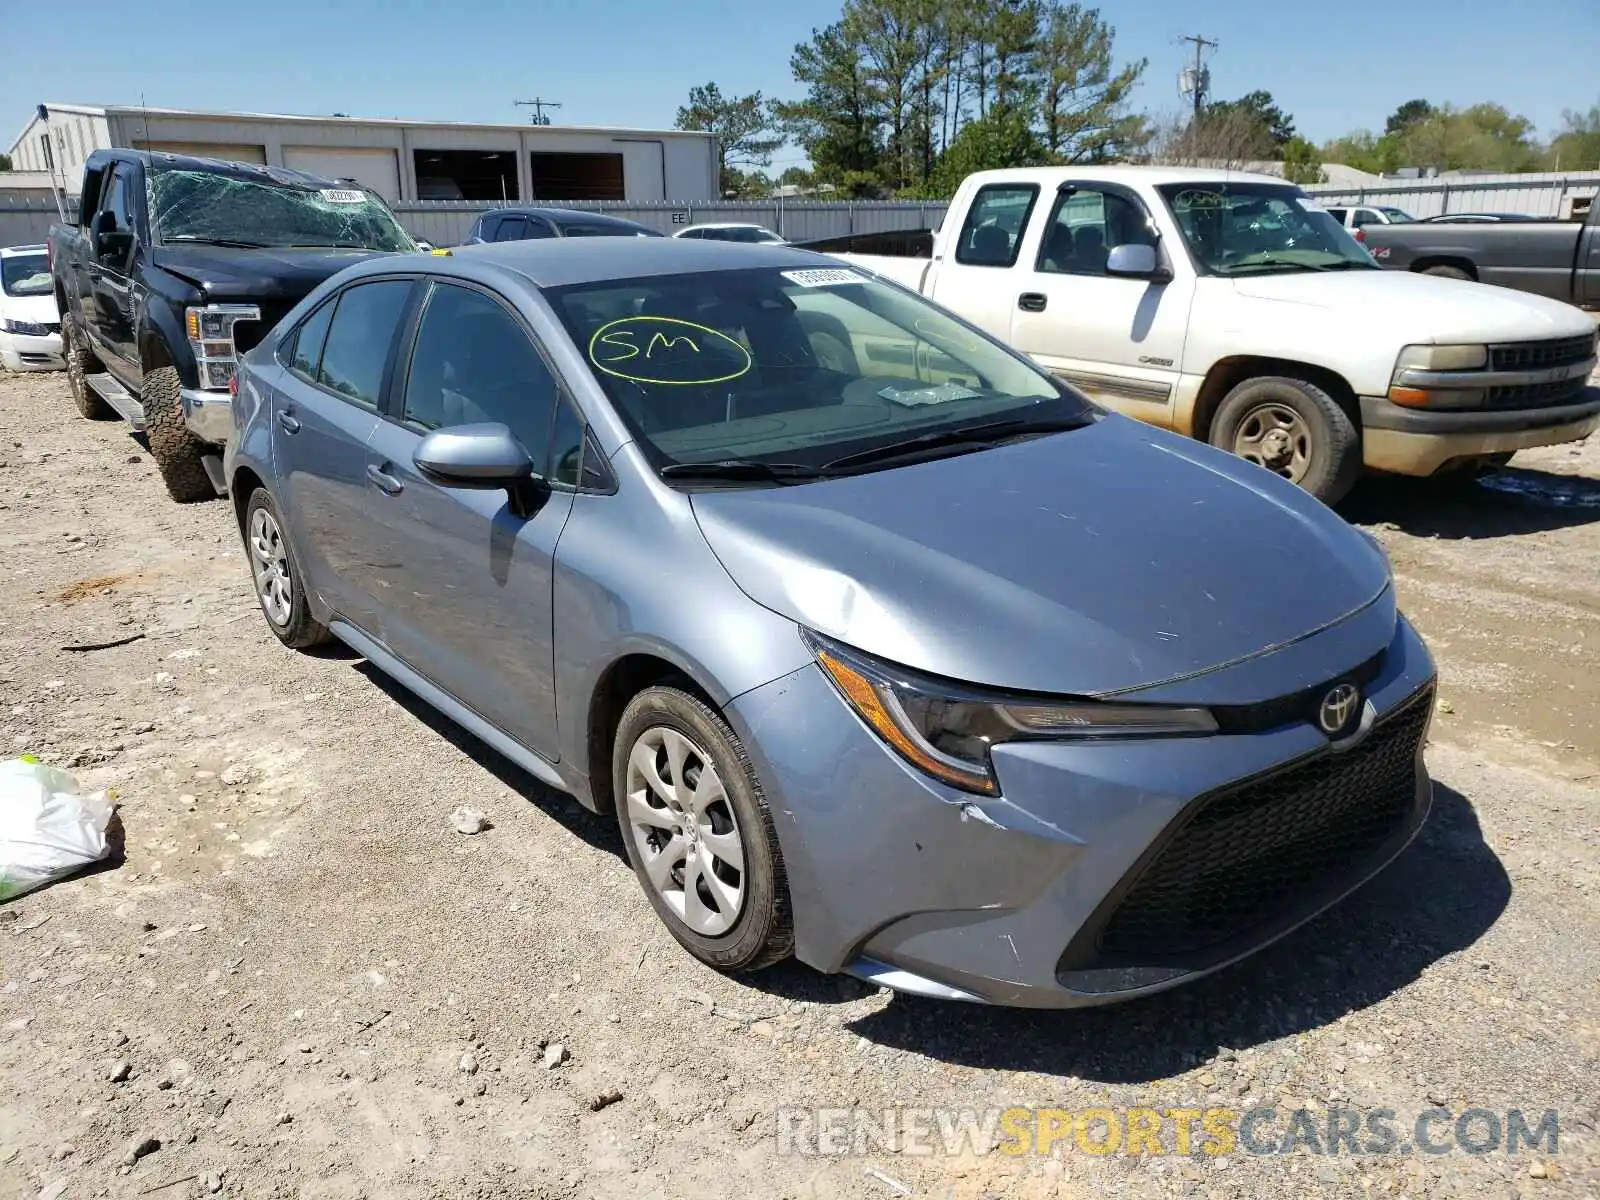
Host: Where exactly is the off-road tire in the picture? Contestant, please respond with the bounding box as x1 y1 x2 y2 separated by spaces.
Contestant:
63 319 113 419
1210 375 1363 506
1422 264 1473 282
614 685 793 973
243 488 330 650
142 365 215 502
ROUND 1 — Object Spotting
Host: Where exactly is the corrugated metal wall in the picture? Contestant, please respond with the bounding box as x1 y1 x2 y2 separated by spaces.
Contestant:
392 199 951 247
1306 171 1600 219
0 197 73 247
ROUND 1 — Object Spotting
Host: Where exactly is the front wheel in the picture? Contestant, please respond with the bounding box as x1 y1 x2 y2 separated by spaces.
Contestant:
614 686 793 972
142 365 215 502
1209 375 1362 505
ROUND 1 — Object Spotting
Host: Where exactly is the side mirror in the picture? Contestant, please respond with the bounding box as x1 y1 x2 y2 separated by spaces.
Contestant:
1106 243 1168 281
413 422 548 517
90 210 129 262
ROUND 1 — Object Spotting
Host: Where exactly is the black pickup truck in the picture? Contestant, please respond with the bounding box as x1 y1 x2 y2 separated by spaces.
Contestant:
1362 200 1599 306
49 150 417 500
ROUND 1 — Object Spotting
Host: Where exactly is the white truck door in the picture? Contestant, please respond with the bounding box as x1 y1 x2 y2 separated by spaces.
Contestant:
923 180 1043 342
1006 182 1193 428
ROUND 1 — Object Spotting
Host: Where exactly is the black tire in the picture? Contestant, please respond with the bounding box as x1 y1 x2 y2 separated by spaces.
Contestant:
613 685 793 972
142 365 215 502
242 488 330 650
1422 264 1473 281
1209 375 1362 506
63 319 113 419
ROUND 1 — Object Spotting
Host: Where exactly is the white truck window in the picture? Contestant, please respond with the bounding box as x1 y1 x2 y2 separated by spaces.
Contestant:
1037 188 1154 277
953 184 1038 268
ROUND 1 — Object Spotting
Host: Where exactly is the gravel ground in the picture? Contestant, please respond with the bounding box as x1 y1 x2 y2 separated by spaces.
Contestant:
0 367 1596 1200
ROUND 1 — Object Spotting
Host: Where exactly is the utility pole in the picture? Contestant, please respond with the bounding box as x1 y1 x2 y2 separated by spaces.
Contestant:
514 98 563 127
1178 34 1217 125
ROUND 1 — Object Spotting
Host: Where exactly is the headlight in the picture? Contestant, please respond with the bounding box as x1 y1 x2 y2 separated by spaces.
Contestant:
2 319 52 336
805 631 1217 796
185 304 261 392
1395 344 1488 372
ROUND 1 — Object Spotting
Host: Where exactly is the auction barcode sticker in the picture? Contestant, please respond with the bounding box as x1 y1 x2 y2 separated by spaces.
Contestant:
318 189 366 204
781 268 866 288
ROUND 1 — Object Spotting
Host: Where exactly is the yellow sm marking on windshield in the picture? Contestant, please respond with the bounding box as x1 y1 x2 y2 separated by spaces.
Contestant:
587 316 752 386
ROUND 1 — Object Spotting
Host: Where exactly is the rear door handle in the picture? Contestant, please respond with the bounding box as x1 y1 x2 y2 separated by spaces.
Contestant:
277 412 301 434
366 463 404 496
1018 292 1047 313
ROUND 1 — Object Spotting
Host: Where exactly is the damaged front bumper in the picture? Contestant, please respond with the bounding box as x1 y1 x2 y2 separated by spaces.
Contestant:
725 616 1436 1008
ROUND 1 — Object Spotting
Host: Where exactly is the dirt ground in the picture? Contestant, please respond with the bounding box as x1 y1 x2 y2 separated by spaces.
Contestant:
0 366 1597 1200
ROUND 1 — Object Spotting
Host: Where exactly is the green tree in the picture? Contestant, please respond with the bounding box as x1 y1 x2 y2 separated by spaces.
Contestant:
674 82 783 196
775 20 886 194
918 103 1043 196
1384 99 1434 136
0 152 12 171
1396 103 1543 172
1319 129 1397 175
1205 89 1296 152
1280 136 1324 184
1550 102 1600 171
1036 2 1146 161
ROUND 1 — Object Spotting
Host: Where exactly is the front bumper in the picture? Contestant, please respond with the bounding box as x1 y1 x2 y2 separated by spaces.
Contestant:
181 387 233 446
0 330 64 371
1360 387 1600 476
726 616 1436 1007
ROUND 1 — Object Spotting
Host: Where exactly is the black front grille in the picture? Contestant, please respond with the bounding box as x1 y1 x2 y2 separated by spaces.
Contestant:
1066 685 1433 970
1487 377 1589 410
1490 335 1595 372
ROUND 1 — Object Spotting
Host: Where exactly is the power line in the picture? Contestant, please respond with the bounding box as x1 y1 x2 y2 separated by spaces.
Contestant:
1178 34 1217 125
515 97 566 125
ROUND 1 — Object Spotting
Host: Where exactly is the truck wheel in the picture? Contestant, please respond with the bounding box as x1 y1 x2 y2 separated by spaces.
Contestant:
64 321 113 419
1422 264 1473 281
243 488 329 649
1210 376 1362 506
142 366 216 503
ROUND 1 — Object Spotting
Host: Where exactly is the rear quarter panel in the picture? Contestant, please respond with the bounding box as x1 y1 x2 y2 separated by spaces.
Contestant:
1368 223 1583 299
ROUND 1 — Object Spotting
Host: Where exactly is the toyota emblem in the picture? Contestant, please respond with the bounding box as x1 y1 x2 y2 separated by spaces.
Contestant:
1318 683 1361 736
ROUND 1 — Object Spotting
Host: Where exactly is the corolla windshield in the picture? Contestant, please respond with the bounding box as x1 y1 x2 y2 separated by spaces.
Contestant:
148 168 417 252
1 252 51 297
546 266 1093 483
1157 182 1377 275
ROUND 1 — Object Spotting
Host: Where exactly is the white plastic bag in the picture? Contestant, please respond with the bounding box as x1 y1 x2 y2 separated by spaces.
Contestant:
0 757 114 902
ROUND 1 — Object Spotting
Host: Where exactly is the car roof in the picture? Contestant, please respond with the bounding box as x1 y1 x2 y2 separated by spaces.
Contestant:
963 165 1291 189
447 236 834 288
0 244 47 256
91 148 355 192
482 207 653 228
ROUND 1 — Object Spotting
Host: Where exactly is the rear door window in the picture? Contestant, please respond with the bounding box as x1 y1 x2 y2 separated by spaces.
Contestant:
315 280 413 409
285 300 335 379
493 216 528 242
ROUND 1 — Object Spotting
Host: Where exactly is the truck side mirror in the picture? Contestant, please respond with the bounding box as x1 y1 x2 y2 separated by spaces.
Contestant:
91 210 131 264
1106 243 1168 281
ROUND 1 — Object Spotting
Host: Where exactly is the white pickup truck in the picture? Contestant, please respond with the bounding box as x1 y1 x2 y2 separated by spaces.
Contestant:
831 166 1599 503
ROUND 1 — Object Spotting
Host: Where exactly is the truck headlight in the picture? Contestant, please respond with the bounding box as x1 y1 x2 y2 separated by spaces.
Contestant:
185 304 261 392
805 631 1216 796
1395 344 1489 372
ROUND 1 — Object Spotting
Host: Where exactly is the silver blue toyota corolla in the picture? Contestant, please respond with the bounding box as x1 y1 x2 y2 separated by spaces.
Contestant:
224 238 1436 1007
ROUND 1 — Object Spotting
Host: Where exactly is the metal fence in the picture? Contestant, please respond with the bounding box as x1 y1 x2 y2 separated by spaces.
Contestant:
0 196 72 247
1305 170 1600 220
392 199 950 247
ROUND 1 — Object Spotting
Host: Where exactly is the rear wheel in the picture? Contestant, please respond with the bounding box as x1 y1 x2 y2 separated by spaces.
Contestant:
1209 375 1362 505
243 488 329 649
1422 264 1473 281
142 365 215 502
64 320 113 419
614 686 792 972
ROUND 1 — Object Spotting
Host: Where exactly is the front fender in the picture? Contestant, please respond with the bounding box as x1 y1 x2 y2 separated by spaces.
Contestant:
139 300 197 387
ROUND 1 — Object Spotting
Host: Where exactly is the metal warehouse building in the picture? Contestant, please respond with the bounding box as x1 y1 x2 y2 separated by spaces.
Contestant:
7 103 719 204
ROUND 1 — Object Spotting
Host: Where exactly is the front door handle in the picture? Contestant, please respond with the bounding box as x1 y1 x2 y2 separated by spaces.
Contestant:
1018 292 1048 313
277 411 301 434
366 463 404 496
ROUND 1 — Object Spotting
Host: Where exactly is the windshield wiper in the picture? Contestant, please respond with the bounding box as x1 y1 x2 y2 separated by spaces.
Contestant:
162 236 275 249
822 415 1086 472
658 460 833 486
1228 255 1356 274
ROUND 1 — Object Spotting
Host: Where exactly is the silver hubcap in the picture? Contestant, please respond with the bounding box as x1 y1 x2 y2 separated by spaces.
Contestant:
625 726 745 937
248 507 293 626
1233 402 1312 483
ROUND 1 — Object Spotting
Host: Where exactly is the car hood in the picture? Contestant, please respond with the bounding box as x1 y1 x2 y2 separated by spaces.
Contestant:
1228 269 1594 342
151 244 401 300
1 293 60 324
690 416 1391 697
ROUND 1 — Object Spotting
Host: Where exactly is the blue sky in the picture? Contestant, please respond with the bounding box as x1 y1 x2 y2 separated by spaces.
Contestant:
5 0 1596 163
